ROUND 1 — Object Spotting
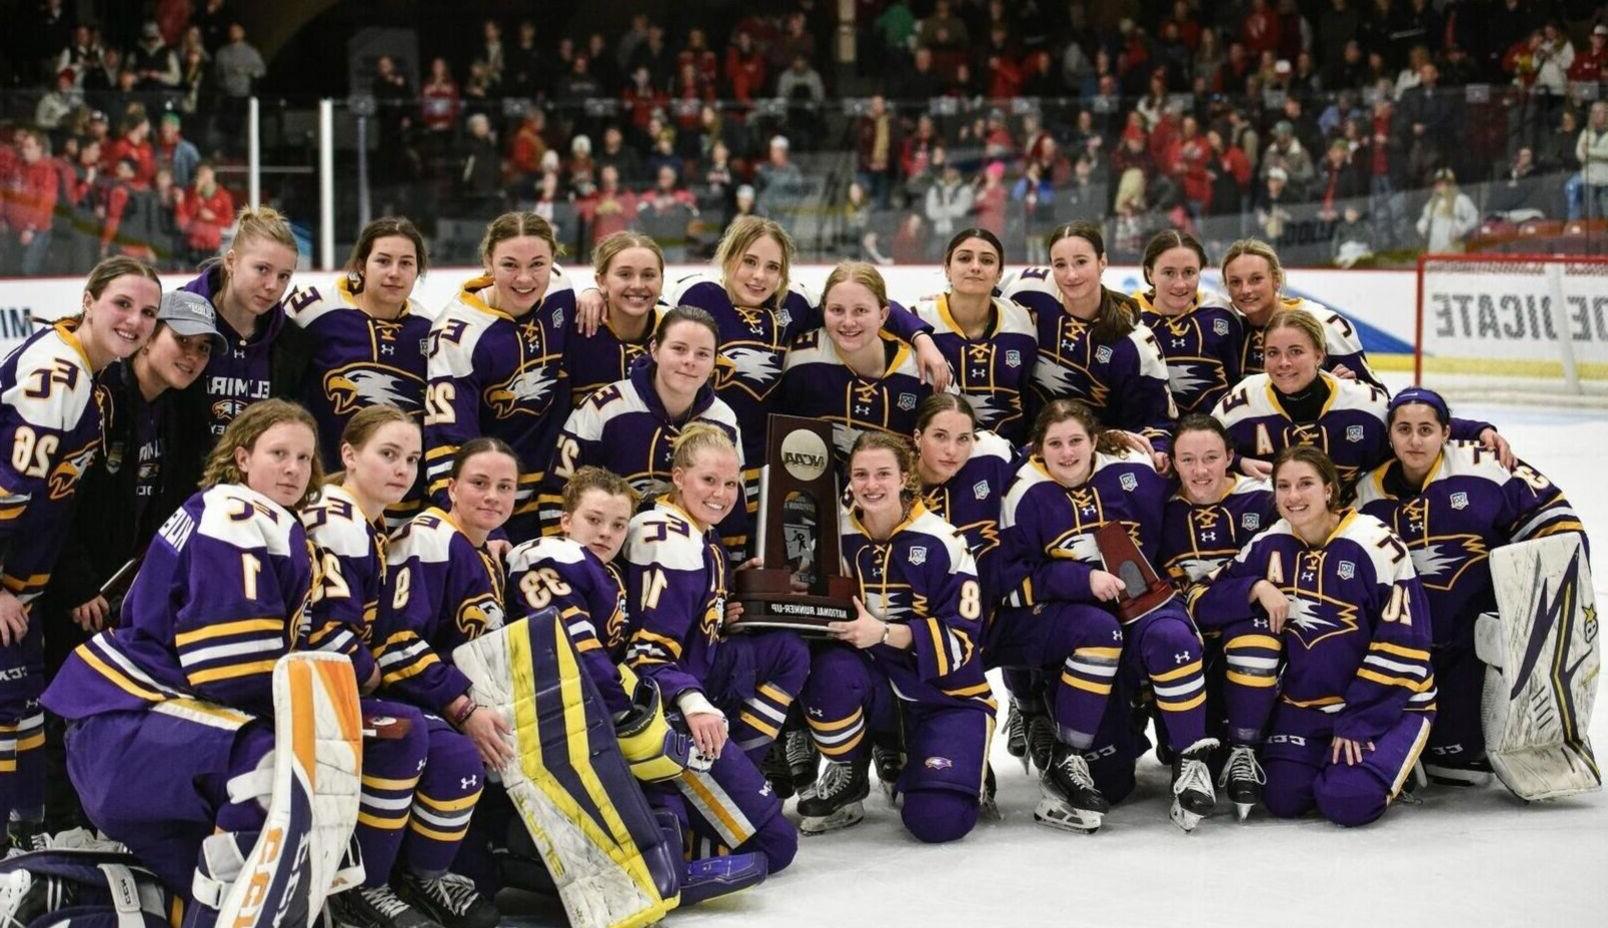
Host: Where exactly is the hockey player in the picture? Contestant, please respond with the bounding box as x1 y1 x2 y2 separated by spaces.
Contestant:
657 216 947 493
798 432 994 843
374 439 516 928
1161 415 1277 818
1212 311 1507 485
1219 238 1382 392
1 256 160 849
624 424 802 871
301 405 487 928
540 307 747 556
1355 388 1586 786
994 400 1217 832
1189 445 1435 827
286 218 431 470
424 212 575 543
1133 231 1243 416
999 222 1177 469
776 261 939 463
174 206 309 442
39 289 223 834
42 400 324 917
912 229 1038 444
564 231 664 409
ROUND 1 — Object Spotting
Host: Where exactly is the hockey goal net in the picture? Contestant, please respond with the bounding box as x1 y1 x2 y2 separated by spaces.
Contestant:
1415 253 1608 404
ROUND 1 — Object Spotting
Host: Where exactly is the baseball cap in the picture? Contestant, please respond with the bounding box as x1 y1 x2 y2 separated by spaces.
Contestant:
158 290 226 353
1387 386 1450 424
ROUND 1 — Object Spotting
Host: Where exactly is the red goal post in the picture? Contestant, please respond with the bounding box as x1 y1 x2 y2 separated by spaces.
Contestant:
1414 253 1608 404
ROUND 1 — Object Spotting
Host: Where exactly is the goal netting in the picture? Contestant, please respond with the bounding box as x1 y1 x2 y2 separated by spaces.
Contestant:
1415 254 1608 404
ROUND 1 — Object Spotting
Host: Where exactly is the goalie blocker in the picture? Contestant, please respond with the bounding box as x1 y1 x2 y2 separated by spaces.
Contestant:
1474 534 1601 801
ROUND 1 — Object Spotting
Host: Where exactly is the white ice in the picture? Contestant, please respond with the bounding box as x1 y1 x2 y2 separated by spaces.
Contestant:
650 402 1608 928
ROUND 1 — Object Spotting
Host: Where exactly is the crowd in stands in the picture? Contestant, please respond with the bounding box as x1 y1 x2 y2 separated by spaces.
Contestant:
5 0 1608 275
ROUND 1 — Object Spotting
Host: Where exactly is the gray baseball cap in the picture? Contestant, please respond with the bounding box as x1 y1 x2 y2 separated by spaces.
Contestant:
158 290 227 353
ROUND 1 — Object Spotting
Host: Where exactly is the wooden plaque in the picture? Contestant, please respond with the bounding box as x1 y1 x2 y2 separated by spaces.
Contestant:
1094 522 1177 623
730 415 856 636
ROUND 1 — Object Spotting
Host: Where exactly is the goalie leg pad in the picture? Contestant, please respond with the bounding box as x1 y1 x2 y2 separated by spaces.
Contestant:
452 615 678 928
399 715 482 875
212 653 363 928
1478 534 1601 800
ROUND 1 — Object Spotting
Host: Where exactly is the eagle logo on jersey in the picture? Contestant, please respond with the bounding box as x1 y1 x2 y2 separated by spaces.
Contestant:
456 593 505 639
47 441 100 500
1051 529 1103 563
1033 358 1109 407
1283 594 1361 649
1172 557 1221 583
717 347 782 394
1408 536 1488 591
324 365 424 416
1165 359 1227 407
211 398 249 425
485 365 557 418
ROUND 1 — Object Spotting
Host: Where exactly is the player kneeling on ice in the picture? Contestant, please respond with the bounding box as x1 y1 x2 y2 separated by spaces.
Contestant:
494 466 771 907
41 400 364 928
993 401 1218 833
798 433 994 842
1191 445 1435 826
1355 388 1596 799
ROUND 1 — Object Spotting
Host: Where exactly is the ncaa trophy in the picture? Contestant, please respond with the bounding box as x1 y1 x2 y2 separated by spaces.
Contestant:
1094 522 1176 621
728 415 856 635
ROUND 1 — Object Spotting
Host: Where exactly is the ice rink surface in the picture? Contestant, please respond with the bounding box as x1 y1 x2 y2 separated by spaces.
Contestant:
507 401 1608 928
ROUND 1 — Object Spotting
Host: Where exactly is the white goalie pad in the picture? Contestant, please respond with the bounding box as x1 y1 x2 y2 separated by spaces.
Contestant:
454 617 679 928
1474 534 1601 801
212 653 364 928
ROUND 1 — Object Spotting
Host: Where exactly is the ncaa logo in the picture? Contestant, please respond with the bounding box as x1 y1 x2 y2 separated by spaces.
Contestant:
908 546 927 565
898 393 918 411
1345 425 1365 443
1096 346 1113 365
973 480 990 500
553 308 565 328
1120 473 1138 491
1214 318 1230 336
1242 513 1261 530
777 308 793 328
1338 561 1355 580
1450 491 1469 510
1005 349 1021 368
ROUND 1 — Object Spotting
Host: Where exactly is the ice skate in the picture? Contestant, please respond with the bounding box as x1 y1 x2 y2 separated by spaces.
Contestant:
1169 738 1219 833
797 759 870 835
327 885 443 928
1004 699 1029 773
1034 744 1107 834
979 764 1001 821
760 739 795 801
1219 744 1266 822
784 727 820 794
396 871 497 928
872 739 905 803
1025 711 1056 776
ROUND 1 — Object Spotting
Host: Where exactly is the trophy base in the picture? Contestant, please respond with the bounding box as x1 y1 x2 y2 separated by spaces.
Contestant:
729 570 856 637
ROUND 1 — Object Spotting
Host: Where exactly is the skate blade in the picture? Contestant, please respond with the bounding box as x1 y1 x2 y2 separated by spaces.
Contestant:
799 802 866 835
1170 801 1203 833
1032 798 1102 834
1423 764 1491 788
1234 801 1254 821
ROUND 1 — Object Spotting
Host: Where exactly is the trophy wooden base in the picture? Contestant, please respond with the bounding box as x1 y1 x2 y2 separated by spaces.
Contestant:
729 569 857 636
1094 522 1177 623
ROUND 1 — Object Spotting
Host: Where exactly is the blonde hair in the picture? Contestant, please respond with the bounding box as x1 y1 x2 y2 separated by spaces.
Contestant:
1263 309 1327 361
713 215 794 308
1221 238 1285 291
480 211 561 264
562 465 638 513
670 422 737 471
593 230 664 277
201 399 324 510
821 260 888 308
231 205 298 260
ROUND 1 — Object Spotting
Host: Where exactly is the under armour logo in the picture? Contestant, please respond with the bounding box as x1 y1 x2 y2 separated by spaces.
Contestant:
461 775 479 790
381 343 395 355
1111 630 1123 641
416 758 427 772
1175 651 1192 664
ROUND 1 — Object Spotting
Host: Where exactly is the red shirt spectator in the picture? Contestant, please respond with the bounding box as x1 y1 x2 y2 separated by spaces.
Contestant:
621 67 668 133
1241 0 1281 57
506 114 549 182
973 162 1008 236
678 28 720 88
104 119 157 188
724 31 766 104
177 164 234 255
2 132 58 236
985 52 1024 99
1568 26 1608 83
420 58 460 134
1164 1 1201 51
580 166 637 245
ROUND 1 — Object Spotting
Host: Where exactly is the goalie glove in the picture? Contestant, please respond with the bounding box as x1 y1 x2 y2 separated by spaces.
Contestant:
614 677 715 782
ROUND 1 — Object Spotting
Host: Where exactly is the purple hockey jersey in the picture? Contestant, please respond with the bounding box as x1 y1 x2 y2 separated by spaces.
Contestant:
1213 372 1391 486
562 308 661 410
917 429 1016 603
623 499 728 704
300 483 386 687
42 484 313 719
1134 290 1245 416
506 535 632 714
1187 510 1436 742
840 503 994 712
1158 475 1276 588
376 507 505 714
1238 297 1383 393
999 269 1178 452
181 265 287 437
424 272 576 541
1355 442 1587 649
996 448 1171 617
775 330 935 463
913 296 1039 444
284 277 430 469
0 320 106 605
